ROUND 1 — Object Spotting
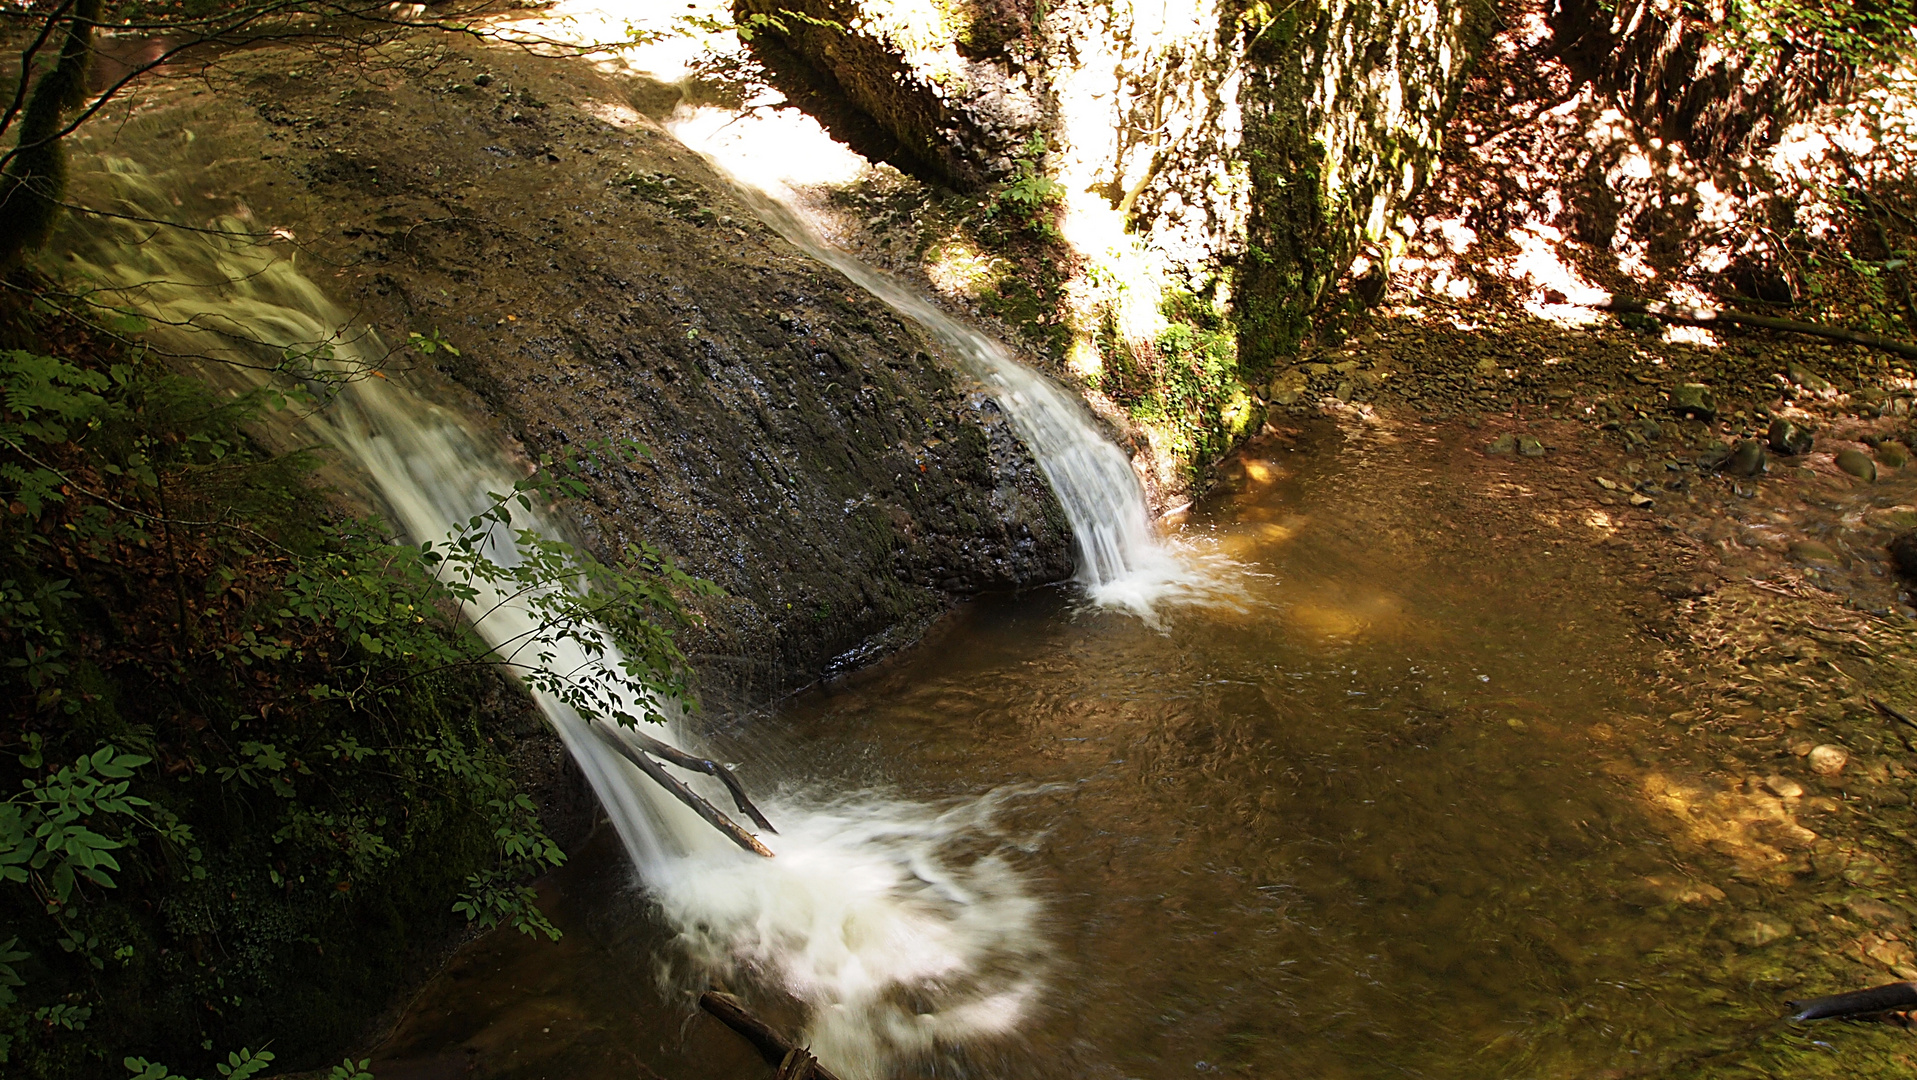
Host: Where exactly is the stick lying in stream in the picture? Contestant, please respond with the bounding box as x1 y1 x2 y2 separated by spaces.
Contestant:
589 724 775 858
619 725 779 833
1594 297 1917 360
1870 695 1917 731
1788 981 1917 1021
698 990 843 1080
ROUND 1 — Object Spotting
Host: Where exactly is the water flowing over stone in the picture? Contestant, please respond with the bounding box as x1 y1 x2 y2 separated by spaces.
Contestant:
56 159 1048 1079
669 110 1227 619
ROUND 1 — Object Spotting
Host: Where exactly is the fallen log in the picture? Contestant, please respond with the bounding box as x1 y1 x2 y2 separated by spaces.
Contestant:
1788 981 1917 1021
1595 297 1917 361
590 724 774 858
698 991 844 1080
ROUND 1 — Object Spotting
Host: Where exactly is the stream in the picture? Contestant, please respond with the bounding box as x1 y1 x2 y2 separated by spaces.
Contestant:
47 43 1905 1080
372 421 1835 1080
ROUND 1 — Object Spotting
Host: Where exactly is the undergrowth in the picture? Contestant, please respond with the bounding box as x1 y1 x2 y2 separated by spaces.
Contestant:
0 305 708 1078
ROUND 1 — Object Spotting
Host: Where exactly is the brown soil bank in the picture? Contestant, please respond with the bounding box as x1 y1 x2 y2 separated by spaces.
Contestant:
63 33 1075 703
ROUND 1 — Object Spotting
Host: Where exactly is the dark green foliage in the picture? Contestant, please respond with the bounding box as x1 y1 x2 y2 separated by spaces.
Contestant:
984 138 1065 240
0 320 708 1078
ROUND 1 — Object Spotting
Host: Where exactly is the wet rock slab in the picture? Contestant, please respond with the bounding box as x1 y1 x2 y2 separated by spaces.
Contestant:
77 38 1077 699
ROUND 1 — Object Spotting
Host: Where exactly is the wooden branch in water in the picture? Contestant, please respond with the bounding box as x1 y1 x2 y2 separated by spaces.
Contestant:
1871 696 1917 730
1595 297 1917 360
620 726 779 834
773 1048 818 1080
698 991 844 1080
589 724 774 858
1789 981 1917 1020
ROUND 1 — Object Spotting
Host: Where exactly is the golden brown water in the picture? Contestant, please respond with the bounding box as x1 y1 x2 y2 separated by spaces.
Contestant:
375 420 1911 1079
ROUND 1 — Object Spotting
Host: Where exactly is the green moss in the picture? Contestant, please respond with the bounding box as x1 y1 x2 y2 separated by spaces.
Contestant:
1094 287 1255 482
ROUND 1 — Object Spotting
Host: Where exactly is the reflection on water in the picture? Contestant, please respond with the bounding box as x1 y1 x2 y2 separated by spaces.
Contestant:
375 422 1858 1078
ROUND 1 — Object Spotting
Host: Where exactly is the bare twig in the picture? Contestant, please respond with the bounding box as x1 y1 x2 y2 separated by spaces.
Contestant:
1870 695 1917 730
588 724 773 858
618 726 778 833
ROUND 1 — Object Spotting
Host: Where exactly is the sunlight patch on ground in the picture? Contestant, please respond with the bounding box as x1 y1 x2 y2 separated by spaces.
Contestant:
669 105 870 194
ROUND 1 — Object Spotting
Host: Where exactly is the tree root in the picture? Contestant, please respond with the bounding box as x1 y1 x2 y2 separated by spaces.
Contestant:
1596 297 1917 360
589 724 774 858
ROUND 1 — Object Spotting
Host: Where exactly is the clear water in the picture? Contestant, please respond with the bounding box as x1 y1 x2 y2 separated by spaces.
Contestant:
374 421 1903 1079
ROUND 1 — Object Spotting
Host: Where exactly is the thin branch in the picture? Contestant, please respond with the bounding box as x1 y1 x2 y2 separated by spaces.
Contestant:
588 723 774 857
618 725 777 833
1593 296 1917 359
0 0 78 143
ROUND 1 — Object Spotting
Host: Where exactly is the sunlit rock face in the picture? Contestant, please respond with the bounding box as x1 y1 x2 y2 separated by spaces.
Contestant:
65 41 1075 702
1232 0 1496 374
733 0 1495 375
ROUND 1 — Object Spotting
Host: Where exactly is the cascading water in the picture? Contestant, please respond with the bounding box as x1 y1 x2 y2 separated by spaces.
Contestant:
55 158 1048 1078
665 111 1227 621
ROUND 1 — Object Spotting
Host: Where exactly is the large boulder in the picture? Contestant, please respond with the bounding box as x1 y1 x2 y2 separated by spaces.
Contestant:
64 38 1074 701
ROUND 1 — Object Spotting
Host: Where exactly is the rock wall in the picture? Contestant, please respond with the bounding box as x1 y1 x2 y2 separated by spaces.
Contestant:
1232 0 1496 373
734 0 1495 416
69 38 1073 704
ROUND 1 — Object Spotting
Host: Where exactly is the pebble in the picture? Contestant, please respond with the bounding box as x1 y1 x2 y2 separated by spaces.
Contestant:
1787 363 1834 393
1516 436 1545 458
1669 383 1717 420
1837 448 1878 481
1725 913 1795 948
1695 441 1732 470
1762 775 1806 799
1788 539 1841 567
1877 442 1911 470
1486 434 1516 455
1767 417 1814 456
1628 492 1655 508
1808 743 1850 776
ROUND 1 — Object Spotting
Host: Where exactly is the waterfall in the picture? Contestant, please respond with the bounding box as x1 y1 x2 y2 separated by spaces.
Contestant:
666 111 1220 621
55 158 1047 1078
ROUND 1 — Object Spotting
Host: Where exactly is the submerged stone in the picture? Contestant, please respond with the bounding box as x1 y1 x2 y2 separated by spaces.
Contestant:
1516 436 1545 457
1837 448 1879 481
1726 439 1766 477
1767 417 1813 456
1486 433 1516 455
1877 441 1911 470
1725 913 1795 948
1809 744 1850 776
1762 775 1806 799
1789 540 1842 567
